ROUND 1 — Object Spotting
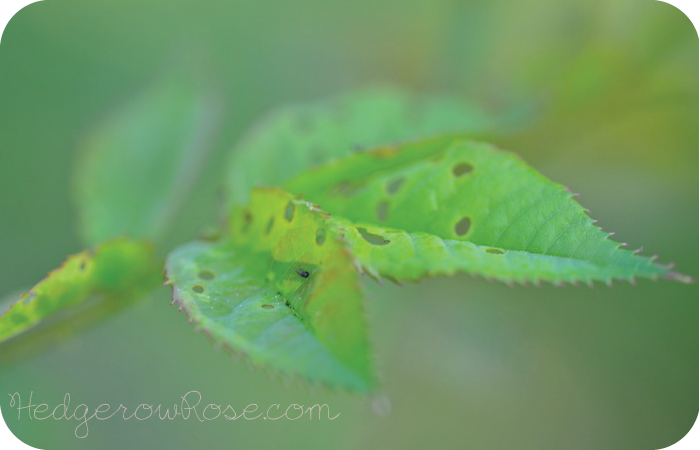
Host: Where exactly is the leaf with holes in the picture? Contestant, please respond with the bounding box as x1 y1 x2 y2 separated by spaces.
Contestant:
284 136 689 285
0 239 161 346
165 188 374 391
75 70 221 247
226 86 498 205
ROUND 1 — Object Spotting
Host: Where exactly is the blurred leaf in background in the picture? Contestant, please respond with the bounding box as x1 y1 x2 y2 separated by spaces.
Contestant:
225 86 501 205
74 68 222 248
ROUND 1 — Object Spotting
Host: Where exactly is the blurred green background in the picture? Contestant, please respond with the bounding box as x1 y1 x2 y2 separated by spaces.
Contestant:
0 0 697 449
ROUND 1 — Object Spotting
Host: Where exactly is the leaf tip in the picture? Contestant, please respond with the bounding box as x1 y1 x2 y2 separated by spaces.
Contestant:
667 271 694 284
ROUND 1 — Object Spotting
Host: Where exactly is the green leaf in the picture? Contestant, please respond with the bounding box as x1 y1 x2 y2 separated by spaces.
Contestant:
285 136 687 285
0 239 161 346
74 72 221 246
226 86 497 206
166 188 374 391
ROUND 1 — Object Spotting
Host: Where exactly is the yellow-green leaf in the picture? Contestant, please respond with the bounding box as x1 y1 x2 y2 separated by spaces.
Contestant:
0 239 161 345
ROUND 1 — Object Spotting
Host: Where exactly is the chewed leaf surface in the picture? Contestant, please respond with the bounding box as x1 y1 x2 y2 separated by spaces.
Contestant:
0 239 160 344
285 137 683 285
226 86 496 205
166 189 374 391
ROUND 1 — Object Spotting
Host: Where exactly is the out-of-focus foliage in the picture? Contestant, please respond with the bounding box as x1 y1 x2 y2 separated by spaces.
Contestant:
75 70 221 247
0 239 160 344
226 86 499 205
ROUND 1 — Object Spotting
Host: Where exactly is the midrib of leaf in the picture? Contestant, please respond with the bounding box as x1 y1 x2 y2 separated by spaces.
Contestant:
329 218 668 285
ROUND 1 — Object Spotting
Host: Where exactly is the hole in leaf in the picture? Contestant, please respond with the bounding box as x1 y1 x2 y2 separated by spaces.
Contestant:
297 269 310 278
454 217 471 236
192 285 205 294
315 228 326 246
376 201 389 221
485 248 504 254
265 217 274 235
242 211 253 232
386 177 405 195
332 181 358 197
284 201 295 222
198 270 215 280
357 227 391 245
261 304 275 310
452 162 474 177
